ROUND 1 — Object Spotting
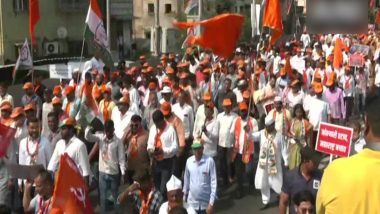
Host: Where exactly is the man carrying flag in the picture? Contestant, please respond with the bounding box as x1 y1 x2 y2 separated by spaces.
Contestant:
48 118 91 184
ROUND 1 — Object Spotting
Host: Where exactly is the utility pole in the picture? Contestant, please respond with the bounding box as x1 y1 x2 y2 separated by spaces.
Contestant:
106 0 111 50
196 0 202 37
153 0 161 56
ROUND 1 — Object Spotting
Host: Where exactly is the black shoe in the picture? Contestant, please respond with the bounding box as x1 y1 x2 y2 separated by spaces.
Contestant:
260 204 269 210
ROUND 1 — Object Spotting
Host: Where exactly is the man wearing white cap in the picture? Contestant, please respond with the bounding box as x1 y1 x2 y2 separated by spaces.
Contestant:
160 86 174 105
159 175 196 214
252 114 289 210
268 96 291 142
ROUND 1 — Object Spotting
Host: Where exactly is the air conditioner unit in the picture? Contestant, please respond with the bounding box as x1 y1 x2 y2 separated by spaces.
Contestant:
44 42 59 55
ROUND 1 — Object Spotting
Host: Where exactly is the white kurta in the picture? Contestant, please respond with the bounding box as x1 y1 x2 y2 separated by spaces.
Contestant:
252 130 288 193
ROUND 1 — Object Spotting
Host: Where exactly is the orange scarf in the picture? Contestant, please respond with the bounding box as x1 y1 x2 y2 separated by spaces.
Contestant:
81 82 98 113
128 129 143 160
154 124 166 161
102 100 111 121
232 117 254 163
138 190 154 214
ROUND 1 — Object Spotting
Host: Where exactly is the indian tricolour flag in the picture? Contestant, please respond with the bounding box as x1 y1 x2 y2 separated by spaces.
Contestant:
85 0 114 69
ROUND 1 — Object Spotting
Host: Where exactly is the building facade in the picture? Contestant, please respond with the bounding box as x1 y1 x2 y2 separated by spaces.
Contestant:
0 0 133 65
133 0 183 54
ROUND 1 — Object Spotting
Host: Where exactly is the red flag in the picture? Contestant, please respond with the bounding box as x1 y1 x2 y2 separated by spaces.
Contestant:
173 14 244 58
263 0 283 45
51 153 93 214
29 0 40 47
0 123 16 158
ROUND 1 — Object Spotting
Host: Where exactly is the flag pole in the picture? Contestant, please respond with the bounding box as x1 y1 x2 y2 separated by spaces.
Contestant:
77 22 88 85
30 40 34 85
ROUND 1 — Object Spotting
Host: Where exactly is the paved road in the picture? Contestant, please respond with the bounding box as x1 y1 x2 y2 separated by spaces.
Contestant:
214 183 279 214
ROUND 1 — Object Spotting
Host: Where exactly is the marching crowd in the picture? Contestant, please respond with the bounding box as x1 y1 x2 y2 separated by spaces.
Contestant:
0 30 380 214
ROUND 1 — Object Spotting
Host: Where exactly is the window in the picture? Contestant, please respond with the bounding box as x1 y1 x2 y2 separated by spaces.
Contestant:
13 0 28 13
165 4 172 14
58 0 88 12
145 31 151 39
148 3 154 14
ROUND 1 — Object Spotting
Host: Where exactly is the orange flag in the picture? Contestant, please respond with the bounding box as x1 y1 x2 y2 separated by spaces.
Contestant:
51 153 93 214
263 0 283 45
173 13 244 58
333 38 344 69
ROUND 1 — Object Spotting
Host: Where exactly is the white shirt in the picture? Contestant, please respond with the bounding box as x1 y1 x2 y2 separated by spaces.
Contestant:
19 136 53 168
127 86 141 108
233 88 244 103
111 108 135 140
84 128 126 175
81 57 105 81
286 90 305 108
147 123 178 159
290 55 305 74
199 118 219 157
232 116 258 154
354 138 366 154
306 97 330 131
340 74 355 97
159 202 196 214
47 136 91 177
375 64 380 87
273 55 282 75
217 111 237 148
193 105 218 139
268 109 291 135
41 102 53 137
172 103 194 139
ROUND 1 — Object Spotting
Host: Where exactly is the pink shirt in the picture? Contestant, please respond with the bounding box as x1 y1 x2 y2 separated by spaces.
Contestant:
324 87 346 119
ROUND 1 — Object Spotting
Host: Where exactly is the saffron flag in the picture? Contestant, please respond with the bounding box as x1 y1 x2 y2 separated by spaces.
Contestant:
333 38 344 69
29 0 40 47
0 123 16 158
263 0 283 45
85 0 114 69
51 153 93 214
174 13 244 58
184 0 198 14
13 39 33 84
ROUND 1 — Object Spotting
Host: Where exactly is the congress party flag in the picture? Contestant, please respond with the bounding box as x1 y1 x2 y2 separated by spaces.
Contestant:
85 0 114 69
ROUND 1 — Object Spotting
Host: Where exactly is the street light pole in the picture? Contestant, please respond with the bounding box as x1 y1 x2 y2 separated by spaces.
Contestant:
154 0 161 56
106 0 111 50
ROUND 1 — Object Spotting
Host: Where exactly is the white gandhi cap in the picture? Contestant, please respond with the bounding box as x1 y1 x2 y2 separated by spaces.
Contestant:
166 175 182 192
